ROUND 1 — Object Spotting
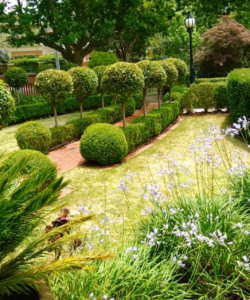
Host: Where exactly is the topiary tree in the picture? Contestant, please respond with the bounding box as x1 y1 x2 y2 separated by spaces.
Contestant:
158 60 178 101
93 66 107 110
15 121 51 154
88 51 118 68
68 67 98 118
137 60 166 113
80 123 128 165
166 58 188 84
61 62 78 71
0 80 15 128
4 67 29 102
102 62 144 128
36 64 55 74
35 69 73 127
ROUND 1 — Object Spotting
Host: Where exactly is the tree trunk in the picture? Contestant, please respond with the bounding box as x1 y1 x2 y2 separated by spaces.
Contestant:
101 92 104 110
143 88 146 118
17 89 19 103
169 87 172 102
52 104 58 127
114 96 117 105
157 89 161 110
73 50 84 66
121 102 126 128
80 102 83 118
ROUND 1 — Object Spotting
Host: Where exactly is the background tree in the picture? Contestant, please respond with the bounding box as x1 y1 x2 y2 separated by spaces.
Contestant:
158 60 178 101
68 67 98 118
88 52 118 68
137 60 166 113
4 67 28 102
35 69 73 127
93 66 107 110
0 80 15 128
195 16 250 78
102 62 144 128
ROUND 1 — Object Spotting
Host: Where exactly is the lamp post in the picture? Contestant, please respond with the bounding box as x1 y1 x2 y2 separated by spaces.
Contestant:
185 12 195 84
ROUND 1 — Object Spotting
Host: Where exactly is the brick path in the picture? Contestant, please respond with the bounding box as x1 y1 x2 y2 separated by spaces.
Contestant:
47 102 158 173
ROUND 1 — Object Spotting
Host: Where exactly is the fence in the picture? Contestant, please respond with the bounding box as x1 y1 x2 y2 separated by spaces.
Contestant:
0 74 37 96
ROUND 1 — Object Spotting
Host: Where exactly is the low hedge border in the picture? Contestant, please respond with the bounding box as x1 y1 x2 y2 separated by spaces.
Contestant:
13 94 113 124
122 101 180 152
195 78 227 84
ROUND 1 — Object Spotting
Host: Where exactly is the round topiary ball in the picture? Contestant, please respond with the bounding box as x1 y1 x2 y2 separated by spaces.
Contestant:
158 60 178 88
0 149 57 180
4 67 29 89
166 58 188 82
15 121 51 154
80 123 128 165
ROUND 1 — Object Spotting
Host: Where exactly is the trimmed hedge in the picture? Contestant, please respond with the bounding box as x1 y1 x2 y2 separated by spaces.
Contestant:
163 92 181 103
133 93 143 109
80 123 128 165
122 101 180 152
9 58 39 73
15 121 51 154
195 78 227 84
227 68 250 122
125 98 136 116
13 94 113 124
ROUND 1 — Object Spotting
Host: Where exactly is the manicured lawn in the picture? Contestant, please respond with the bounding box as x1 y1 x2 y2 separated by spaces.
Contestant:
0 111 91 158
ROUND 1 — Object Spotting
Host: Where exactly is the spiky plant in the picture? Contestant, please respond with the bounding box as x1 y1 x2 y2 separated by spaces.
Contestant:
0 156 114 299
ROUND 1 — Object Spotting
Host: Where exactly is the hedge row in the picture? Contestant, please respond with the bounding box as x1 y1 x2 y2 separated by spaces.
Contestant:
195 78 227 84
13 94 113 124
122 101 180 152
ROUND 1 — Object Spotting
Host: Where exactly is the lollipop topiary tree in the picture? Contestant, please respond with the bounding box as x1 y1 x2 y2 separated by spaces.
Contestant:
4 67 28 102
137 60 166 114
159 60 178 101
166 58 188 84
68 67 98 118
93 66 107 110
0 80 15 128
102 62 144 128
35 69 73 127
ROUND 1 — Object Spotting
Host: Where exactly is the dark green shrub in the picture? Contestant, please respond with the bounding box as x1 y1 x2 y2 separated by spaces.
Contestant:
9 58 38 73
36 64 55 74
0 149 56 180
125 98 136 116
61 62 78 71
214 82 228 109
227 68 250 122
163 92 181 103
15 121 51 154
88 52 118 68
133 93 143 109
195 77 227 84
37 53 66 68
0 80 15 128
80 123 128 165
17 95 46 106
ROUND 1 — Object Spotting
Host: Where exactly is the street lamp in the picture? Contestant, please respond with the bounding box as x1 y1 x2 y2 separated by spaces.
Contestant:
185 12 195 84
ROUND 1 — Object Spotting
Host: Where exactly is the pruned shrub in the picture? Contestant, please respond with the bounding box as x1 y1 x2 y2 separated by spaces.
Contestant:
166 58 188 83
36 64 55 74
15 121 51 154
195 78 227 84
80 123 128 165
9 58 39 73
35 69 73 127
88 52 118 68
214 82 228 109
61 62 78 71
227 68 250 122
133 93 143 109
38 53 67 68
125 97 136 116
102 62 144 127
0 80 15 128
158 60 178 101
163 92 181 103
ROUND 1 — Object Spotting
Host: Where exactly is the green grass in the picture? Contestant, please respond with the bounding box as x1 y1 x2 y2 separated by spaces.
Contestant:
0 111 91 158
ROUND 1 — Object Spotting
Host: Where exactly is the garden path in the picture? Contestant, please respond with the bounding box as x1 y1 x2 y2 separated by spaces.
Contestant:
47 101 159 173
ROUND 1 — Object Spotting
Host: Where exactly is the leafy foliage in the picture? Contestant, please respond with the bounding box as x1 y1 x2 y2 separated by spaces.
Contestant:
227 68 250 122
61 62 78 71
37 54 66 68
80 123 128 165
195 16 250 78
0 80 15 128
36 64 55 74
158 60 178 88
9 58 39 73
163 92 181 103
4 67 28 89
88 52 118 68
15 121 51 154
166 58 188 83
93 66 107 93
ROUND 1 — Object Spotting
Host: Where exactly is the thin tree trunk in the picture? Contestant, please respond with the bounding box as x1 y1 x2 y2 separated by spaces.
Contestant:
80 102 83 118
143 88 146 118
52 104 58 127
114 96 117 105
157 89 161 110
169 87 172 102
121 102 126 128
17 89 19 103
101 92 104 110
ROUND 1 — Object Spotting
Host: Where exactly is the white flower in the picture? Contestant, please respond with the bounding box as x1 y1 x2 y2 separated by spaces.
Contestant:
132 255 138 260
89 293 94 298
103 296 108 299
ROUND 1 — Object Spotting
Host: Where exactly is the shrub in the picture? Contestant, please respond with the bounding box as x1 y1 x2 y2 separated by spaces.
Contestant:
214 82 228 109
61 62 78 71
195 77 227 84
36 64 55 74
137 60 166 112
4 67 29 101
80 123 128 165
35 69 73 127
133 93 143 109
227 68 250 122
88 51 118 68
0 80 15 128
37 53 67 68
93 66 107 110
158 60 178 101
125 97 136 116
166 58 188 83
163 92 181 103
15 121 51 154
68 67 98 118
9 58 39 73
102 62 144 127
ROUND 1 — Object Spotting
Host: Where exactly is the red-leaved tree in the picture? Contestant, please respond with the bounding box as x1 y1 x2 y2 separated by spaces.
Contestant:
195 16 250 78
